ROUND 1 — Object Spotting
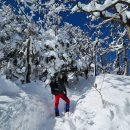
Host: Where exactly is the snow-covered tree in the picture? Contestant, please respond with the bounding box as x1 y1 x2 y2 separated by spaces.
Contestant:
32 23 93 82
14 0 67 35
0 2 94 83
64 0 130 75
71 0 130 39
0 2 40 82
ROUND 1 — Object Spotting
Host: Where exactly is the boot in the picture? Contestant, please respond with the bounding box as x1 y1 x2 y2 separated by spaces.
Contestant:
55 112 59 117
65 104 70 112
55 108 59 117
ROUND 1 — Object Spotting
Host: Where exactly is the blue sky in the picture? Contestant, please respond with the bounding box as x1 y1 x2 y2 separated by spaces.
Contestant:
4 0 91 33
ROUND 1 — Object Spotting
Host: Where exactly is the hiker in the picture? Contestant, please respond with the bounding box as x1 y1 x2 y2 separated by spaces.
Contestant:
50 74 70 117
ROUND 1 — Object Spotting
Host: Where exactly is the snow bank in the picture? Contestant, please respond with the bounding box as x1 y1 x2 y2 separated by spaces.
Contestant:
0 76 21 95
66 74 130 130
0 77 53 130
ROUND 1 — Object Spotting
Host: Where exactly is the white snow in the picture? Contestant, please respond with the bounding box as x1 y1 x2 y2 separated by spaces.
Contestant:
72 0 119 12
0 74 130 130
125 11 130 19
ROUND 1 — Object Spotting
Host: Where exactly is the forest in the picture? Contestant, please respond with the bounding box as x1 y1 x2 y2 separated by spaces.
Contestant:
0 1 130 130
0 0 130 83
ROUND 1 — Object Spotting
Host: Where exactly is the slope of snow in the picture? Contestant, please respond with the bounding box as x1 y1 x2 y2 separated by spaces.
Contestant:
0 76 53 130
52 74 130 130
0 74 130 130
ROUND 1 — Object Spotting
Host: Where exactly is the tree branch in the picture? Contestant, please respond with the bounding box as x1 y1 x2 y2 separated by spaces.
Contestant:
76 1 128 26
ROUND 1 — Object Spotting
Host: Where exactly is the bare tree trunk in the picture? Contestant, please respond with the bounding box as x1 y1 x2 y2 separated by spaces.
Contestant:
26 39 31 83
125 25 130 39
94 54 97 76
54 26 58 36
123 43 128 76
93 43 97 76
115 51 120 74
100 54 104 73
124 59 128 76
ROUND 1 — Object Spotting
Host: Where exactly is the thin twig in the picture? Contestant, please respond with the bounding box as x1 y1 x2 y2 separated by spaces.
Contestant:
93 84 104 105
100 74 105 91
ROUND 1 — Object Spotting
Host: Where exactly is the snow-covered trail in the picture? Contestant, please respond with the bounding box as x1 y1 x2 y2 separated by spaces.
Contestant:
0 75 94 130
44 76 95 130
0 74 130 130
0 77 53 130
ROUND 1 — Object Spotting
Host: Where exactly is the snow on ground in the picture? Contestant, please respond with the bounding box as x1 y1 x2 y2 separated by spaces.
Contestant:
0 76 53 130
0 74 130 130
